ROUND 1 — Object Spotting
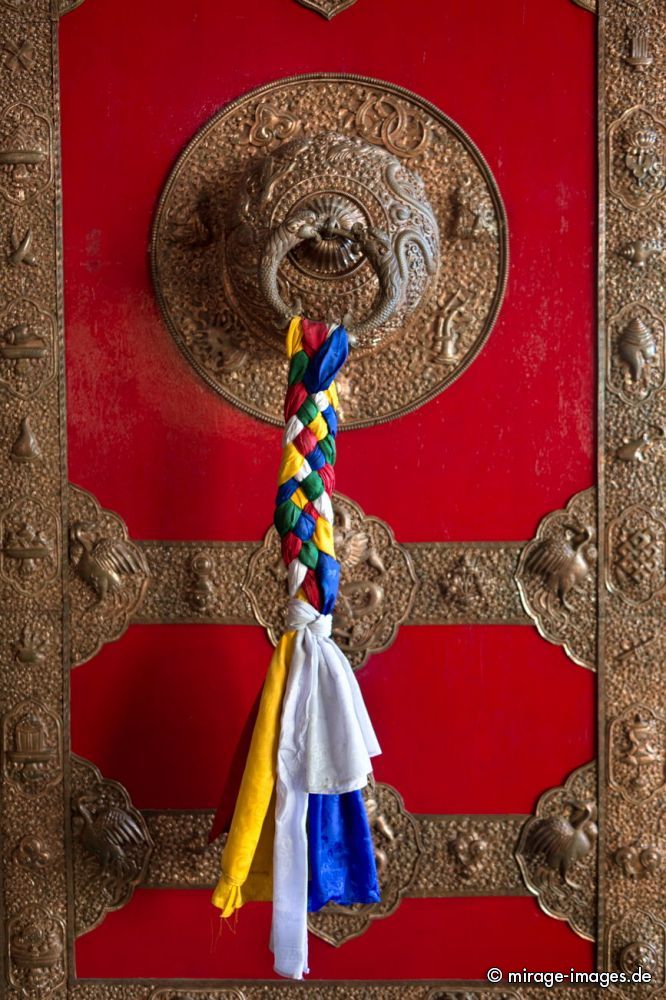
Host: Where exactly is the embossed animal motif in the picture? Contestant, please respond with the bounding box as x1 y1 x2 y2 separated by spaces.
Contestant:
524 524 593 613
615 424 665 463
525 800 598 891
334 508 386 575
260 207 321 321
70 521 148 605
618 316 657 383
348 222 402 343
348 211 436 344
365 788 395 878
74 793 145 877
333 508 385 637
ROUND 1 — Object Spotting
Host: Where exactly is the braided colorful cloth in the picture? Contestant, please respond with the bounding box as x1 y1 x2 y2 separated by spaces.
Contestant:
212 317 381 978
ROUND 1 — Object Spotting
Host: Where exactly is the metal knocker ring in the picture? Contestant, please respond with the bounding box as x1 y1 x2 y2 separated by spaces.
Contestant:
259 208 404 345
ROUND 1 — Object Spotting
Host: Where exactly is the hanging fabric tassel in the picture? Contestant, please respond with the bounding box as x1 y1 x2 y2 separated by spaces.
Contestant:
212 316 381 978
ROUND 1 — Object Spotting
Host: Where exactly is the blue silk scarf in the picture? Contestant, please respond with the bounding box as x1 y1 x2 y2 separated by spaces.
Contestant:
307 790 380 912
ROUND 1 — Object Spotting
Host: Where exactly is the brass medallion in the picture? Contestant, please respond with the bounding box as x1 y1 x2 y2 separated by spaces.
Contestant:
515 761 597 942
71 755 154 937
68 485 150 667
243 492 418 669
152 75 508 429
515 487 597 670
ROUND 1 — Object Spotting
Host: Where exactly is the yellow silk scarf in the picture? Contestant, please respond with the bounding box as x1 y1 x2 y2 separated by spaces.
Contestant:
212 631 295 915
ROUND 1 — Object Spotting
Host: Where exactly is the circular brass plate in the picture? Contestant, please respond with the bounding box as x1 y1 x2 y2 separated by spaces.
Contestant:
151 74 508 429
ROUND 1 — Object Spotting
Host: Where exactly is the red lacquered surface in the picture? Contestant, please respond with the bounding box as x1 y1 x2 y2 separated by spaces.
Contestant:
61 0 596 982
72 625 594 816
76 894 594 980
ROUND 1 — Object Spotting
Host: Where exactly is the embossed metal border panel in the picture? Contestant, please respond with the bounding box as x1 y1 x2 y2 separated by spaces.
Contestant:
1 0 664 996
598 0 666 986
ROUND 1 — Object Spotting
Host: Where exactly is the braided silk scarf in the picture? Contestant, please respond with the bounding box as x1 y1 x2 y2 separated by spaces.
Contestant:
212 317 381 979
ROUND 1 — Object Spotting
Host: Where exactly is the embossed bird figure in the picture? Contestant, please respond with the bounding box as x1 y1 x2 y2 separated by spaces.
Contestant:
621 236 663 268
74 794 145 878
525 800 598 892
334 508 386 574
333 508 386 631
524 524 593 613
69 521 148 606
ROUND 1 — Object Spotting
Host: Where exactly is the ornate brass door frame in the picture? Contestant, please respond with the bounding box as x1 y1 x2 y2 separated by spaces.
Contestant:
0 0 664 997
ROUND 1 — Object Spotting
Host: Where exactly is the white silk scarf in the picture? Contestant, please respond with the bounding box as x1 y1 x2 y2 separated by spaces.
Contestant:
271 599 380 979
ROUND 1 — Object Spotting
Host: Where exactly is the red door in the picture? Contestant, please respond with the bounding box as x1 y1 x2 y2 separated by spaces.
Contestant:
59 0 596 984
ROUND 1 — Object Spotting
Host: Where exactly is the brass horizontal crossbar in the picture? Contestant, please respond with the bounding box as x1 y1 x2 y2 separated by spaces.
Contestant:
141 808 529 896
70 484 595 671
140 801 531 950
132 539 529 626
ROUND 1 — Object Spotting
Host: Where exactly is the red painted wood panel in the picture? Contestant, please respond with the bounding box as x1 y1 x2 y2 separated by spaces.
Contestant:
61 0 596 981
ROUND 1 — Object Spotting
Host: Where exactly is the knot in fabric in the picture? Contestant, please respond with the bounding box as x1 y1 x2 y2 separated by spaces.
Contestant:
286 598 332 638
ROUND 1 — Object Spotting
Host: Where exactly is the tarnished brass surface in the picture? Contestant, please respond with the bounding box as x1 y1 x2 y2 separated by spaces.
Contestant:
131 528 529 648
68 486 532 669
78 487 619 670
296 1 598 18
599 0 666 985
151 75 507 429
0 1 71 998
516 762 597 942
254 136 439 348
516 488 597 670
408 541 528 625
148 992 245 1000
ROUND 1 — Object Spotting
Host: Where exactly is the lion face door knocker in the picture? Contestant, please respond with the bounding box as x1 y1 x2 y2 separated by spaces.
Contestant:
152 74 508 428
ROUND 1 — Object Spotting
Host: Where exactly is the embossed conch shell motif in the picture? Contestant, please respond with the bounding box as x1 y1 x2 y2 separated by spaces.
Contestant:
608 303 666 403
618 316 657 383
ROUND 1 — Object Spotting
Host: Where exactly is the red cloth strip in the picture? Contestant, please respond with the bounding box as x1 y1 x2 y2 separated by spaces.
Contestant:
300 318 329 357
303 501 320 521
284 382 308 421
293 426 319 458
301 569 322 610
319 463 335 495
281 532 302 564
